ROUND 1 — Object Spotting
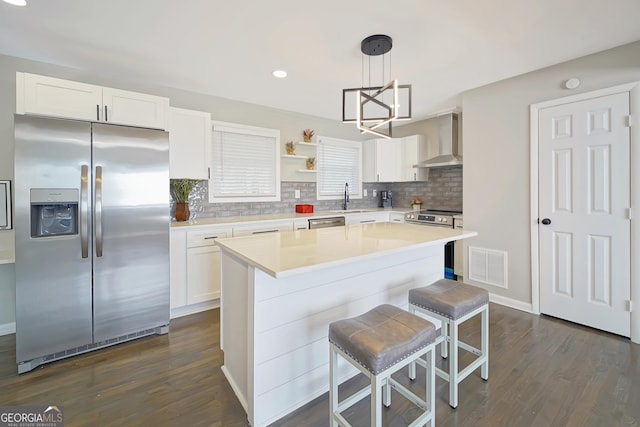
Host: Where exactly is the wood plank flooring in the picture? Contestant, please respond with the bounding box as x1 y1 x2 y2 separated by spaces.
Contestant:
0 303 638 426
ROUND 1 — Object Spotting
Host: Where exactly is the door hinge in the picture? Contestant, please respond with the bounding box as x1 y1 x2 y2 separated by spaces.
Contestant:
627 300 633 312
627 208 633 220
625 115 632 127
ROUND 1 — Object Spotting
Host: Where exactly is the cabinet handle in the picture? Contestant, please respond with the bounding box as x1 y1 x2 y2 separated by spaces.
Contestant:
204 236 219 240
377 174 380 181
96 104 100 121
360 220 376 224
252 229 279 234
414 172 417 181
104 105 108 122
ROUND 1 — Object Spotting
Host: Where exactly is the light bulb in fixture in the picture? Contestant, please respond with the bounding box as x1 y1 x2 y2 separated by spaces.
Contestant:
272 70 287 79
2 0 28 6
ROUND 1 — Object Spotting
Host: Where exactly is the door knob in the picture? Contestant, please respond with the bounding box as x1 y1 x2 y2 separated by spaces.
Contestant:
541 218 551 225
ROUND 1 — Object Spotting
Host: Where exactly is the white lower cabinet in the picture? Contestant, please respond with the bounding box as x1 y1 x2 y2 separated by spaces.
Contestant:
170 226 231 318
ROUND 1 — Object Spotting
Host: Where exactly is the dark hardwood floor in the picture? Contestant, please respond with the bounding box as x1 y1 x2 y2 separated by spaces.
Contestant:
0 304 638 426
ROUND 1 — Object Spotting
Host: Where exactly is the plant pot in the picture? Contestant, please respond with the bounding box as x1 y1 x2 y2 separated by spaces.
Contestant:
412 204 421 211
303 136 312 143
175 202 190 221
306 161 315 170
286 147 296 155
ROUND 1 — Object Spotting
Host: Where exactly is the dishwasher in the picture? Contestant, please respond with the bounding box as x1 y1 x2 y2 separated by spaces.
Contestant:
308 216 346 229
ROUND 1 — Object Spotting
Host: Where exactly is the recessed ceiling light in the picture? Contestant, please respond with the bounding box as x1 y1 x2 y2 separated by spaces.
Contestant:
272 70 287 79
2 0 28 6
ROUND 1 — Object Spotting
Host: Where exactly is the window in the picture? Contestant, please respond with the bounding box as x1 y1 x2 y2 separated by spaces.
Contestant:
209 121 280 203
316 136 362 200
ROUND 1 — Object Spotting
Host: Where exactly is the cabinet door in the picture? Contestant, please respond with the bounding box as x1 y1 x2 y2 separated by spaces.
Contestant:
401 135 429 181
169 107 211 179
362 140 377 182
187 245 221 304
170 229 188 309
103 87 169 130
375 139 401 182
20 73 102 121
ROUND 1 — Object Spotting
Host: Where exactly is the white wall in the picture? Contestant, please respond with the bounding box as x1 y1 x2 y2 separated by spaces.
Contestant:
462 41 640 312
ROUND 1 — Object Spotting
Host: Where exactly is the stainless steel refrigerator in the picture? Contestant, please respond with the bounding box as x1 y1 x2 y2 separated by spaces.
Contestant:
14 114 170 374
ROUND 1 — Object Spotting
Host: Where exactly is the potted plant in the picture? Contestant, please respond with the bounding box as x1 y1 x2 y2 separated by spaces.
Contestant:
303 129 315 142
170 178 200 221
285 141 296 155
410 198 423 211
306 157 316 170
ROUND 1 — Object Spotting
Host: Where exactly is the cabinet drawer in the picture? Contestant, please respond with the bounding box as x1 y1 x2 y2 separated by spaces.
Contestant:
232 222 293 237
187 228 231 248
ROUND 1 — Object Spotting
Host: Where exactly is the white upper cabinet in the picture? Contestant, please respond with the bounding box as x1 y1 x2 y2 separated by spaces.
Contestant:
363 135 427 182
16 72 169 130
169 107 211 179
401 135 429 182
363 138 401 182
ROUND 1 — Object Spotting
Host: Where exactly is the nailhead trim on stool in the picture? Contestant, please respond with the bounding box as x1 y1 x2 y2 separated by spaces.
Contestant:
408 279 489 409
328 304 437 427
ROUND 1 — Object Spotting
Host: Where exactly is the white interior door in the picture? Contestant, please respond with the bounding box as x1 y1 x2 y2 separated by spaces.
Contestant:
539 92 631 337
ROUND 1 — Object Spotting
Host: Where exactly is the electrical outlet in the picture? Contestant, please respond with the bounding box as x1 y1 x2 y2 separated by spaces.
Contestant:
373 190 377 198
294 189 300 199
363 189 368 197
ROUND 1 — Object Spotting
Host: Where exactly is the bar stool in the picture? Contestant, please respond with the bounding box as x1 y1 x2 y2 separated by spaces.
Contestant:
328 304 437 427
408 279 489 408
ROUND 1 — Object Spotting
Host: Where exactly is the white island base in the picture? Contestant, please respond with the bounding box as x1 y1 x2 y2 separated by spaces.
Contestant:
217 223 476 426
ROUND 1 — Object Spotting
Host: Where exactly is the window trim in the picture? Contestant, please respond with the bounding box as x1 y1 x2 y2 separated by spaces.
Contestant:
208 120 281 203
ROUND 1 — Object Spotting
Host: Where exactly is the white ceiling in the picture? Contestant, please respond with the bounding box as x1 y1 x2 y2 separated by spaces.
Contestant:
1 0 640 122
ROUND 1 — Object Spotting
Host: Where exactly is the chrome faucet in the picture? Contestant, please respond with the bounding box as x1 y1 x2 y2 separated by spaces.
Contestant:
343 183 349 210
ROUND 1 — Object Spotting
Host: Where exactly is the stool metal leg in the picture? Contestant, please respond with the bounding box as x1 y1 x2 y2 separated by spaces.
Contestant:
481 305 489 380
372 375 382 427
441 320 449 359
426 348 435 427
330 346 339 427
407 305 417 381
449 319 459 408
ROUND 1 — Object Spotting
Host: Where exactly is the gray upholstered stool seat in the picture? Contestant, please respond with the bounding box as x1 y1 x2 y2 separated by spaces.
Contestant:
409 279 489 320
408 279 489 409
329 304 437 427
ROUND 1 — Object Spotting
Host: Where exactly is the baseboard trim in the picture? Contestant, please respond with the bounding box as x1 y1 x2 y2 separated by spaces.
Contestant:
0 322 16 336
170 300 219 319
489 293 533 314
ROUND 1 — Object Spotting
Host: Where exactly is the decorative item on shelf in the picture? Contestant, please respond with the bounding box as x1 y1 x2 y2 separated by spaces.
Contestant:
306 157 316 170
170 178 200 221
303 129 315 142
285 141 296 155
410 199 423 211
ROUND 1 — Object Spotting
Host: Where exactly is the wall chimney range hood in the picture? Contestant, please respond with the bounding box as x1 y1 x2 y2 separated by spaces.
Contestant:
414 113 462 168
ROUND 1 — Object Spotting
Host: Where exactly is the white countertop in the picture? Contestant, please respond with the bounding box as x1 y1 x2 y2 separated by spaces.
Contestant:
216 222 477 278
169 208 411 229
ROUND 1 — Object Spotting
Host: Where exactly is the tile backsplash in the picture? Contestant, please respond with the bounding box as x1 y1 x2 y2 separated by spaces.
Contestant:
174 166 462 220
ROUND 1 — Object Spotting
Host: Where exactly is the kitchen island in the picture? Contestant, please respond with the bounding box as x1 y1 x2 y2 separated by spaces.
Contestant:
216 222 477 427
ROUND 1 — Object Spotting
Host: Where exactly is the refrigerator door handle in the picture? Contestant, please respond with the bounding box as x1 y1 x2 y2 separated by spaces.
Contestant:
80 164 89 258
95 165 103 257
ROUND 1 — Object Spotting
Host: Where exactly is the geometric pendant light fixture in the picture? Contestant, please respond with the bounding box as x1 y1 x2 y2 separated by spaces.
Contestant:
342 34 412 138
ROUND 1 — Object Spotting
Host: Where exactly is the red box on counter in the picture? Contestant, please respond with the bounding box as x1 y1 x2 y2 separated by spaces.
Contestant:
295 204 314 213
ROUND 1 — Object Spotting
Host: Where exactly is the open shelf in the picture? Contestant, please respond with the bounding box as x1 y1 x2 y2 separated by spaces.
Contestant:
297 169 317 173
281 154 307 159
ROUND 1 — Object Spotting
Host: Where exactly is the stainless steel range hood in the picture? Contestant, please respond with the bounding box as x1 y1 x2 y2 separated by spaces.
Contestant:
413 113 462 168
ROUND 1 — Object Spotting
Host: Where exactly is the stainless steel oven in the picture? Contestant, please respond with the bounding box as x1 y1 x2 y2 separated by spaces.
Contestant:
405 209 462 279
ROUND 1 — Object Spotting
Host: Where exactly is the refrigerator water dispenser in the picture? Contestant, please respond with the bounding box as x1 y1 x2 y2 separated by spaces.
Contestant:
30 188 78 238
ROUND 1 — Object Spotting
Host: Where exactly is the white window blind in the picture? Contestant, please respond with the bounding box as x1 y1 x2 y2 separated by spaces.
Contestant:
209 122 280 203
317 136 362 200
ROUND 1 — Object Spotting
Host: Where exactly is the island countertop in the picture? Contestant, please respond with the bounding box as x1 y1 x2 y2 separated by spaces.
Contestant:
215 222 477 278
